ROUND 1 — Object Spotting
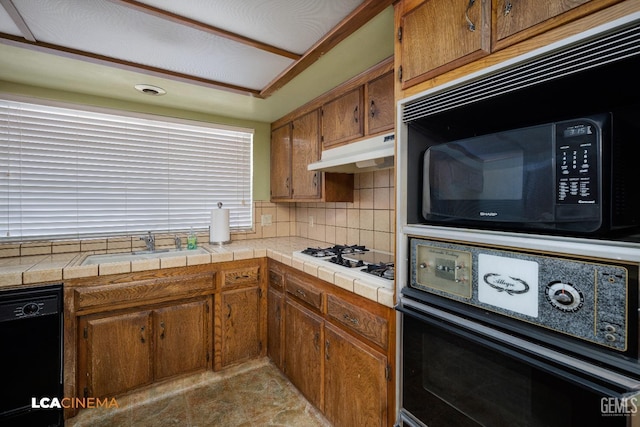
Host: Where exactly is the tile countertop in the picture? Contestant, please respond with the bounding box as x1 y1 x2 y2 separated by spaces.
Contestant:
0 237 395 308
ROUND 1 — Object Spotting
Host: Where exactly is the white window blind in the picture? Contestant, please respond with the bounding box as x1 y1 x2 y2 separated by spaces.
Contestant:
1 98 253 241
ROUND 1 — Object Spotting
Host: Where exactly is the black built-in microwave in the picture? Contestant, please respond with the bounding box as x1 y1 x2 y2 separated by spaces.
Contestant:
419 112 639 235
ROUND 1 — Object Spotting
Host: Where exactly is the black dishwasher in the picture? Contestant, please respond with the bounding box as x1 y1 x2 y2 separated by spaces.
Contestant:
0 284 63 427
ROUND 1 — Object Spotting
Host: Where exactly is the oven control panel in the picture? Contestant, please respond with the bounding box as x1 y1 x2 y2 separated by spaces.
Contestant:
409 237 633 351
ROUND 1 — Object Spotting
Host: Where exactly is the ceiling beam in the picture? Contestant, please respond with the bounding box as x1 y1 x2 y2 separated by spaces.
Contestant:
0 0 36 42
107 0 302 61
260 0 395 98
0 33 263 98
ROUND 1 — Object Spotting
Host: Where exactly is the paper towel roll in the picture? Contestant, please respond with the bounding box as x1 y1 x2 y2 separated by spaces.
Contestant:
210 208 230 244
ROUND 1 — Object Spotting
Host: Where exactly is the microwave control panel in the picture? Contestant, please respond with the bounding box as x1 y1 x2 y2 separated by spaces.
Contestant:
409 237 632 351
555 119 600 208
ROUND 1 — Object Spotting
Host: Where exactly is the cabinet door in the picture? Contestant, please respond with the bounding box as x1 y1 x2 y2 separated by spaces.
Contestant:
270 123 292 199
291 110 321 199
219 286 262 368
321 87 364 149
267 287 284 370
284 299 324 410
81 310 153 398
367 71 395 135
154 299 209 380
324 323 388 427
398 0 490 88
493 0 616 48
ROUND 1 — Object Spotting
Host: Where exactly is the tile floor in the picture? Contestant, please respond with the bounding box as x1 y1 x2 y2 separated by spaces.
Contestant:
66 358 331 427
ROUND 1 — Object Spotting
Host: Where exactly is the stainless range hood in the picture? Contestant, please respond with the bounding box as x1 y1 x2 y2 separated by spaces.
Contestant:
307 133 395 173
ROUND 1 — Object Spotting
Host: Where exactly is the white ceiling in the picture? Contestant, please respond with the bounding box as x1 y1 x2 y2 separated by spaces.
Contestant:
0 0 395 123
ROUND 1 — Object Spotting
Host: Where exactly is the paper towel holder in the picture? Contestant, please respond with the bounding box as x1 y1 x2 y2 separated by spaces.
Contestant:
209 202 231 245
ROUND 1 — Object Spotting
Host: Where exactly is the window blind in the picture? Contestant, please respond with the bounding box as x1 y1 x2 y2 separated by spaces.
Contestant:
1 98 253 241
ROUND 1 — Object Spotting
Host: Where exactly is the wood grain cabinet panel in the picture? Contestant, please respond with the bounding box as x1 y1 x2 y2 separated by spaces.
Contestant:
326 294 389 350
324 323 388 427
397 0 491 89
270 123 292 199
291 110 322 199
366 70 395 135
321 87 364 149
284 298 324 411
218 286 262 368
493 0 621 49
154 300 209 380
80 310 153 398
286 275 324 312
267 286 284 370
78 297 212 399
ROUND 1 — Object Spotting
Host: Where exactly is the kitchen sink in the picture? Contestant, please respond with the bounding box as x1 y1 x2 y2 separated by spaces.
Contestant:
81 247 211 265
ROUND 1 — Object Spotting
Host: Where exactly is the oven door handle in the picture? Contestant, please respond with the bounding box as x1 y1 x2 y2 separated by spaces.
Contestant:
398 300 640 398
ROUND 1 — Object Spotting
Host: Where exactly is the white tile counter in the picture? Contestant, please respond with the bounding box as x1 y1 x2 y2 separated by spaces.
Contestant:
0 237 395 308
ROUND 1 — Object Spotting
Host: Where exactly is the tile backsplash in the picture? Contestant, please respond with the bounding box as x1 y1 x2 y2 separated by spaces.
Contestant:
0 169 395 258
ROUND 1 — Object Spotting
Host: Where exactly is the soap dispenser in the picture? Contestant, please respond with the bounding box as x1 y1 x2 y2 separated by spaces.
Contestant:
187 227 197 250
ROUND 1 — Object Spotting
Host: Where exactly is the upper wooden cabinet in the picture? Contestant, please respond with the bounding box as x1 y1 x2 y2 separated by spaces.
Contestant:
395 0 623 91
366 70 395 135
493 0 622 49
321 87 364 149
396 0 491 89
270 109 354 203
270 123 292 199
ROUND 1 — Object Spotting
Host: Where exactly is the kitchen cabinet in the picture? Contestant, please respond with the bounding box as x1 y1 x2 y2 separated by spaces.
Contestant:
284 298 324 410
78 297 210 398
270 109 353 202
493 0 621 50
215 260 266 369
324 323 388 427
267 265 285 370
268 260 395 426
270 123 292 199
395 0 622 91
396 0 491 89
366 70 395 135
321 87 364 149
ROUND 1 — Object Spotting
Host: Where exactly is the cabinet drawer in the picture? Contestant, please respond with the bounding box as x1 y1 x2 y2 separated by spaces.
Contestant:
326 294 388 349
223 265 261 288
286 276 323 311
75 272 214 311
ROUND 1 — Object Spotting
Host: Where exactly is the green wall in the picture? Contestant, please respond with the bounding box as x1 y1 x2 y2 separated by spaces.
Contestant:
0 81 272 201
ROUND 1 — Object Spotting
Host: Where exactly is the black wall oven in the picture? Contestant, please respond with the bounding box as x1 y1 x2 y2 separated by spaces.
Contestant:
397 238 640 427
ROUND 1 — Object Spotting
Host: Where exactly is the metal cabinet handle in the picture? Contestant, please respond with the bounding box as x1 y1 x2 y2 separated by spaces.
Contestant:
504 0 513 16
325 339 330 360
313 172 318 188
370 100 377 118
160 321 165 339
285 177 290 189
140 326 146 343
343 313 360 326
296 288 307 298
353 105 359 123
227 303 232 319
465 0 476 32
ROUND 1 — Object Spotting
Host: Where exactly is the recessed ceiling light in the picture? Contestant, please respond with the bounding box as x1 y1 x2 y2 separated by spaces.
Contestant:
134 84 166 96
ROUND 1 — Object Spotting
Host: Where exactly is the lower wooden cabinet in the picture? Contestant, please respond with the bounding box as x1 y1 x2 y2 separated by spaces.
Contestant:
78 297 211 398
268 260 395 427
217 286 262 368
324 323 388 427
267 267 285 370
284 298 324 410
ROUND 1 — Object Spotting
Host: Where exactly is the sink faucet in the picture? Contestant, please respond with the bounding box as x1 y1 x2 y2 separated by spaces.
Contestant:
140 231 155 252
174 235 182 250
